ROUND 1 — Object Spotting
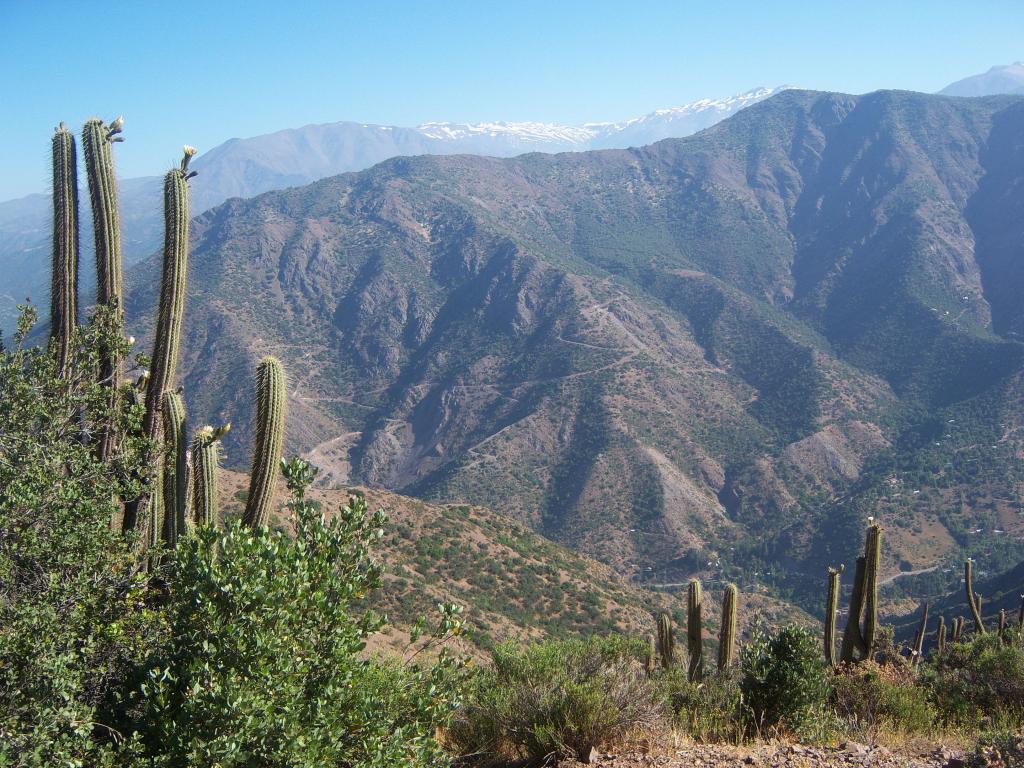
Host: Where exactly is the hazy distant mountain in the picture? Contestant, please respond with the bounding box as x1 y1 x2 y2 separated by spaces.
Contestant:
0 86 790 328
939 62 1024 96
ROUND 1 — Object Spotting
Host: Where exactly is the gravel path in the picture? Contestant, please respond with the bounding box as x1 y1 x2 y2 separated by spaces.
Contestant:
559 741 967 768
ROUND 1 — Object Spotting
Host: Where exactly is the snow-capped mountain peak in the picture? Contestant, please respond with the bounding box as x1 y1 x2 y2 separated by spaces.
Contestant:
413 86 795 151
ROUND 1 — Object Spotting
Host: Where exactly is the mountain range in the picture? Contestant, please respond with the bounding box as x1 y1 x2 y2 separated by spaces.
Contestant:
0 86 789 329
120 87 1024 615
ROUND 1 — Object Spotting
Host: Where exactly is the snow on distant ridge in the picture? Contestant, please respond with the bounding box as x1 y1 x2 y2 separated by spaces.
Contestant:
415 86 795 149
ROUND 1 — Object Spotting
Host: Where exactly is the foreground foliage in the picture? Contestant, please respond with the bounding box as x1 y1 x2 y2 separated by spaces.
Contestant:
0 310 464 766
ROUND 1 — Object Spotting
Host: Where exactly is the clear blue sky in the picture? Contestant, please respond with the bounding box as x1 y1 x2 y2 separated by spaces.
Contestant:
1 0 1022 200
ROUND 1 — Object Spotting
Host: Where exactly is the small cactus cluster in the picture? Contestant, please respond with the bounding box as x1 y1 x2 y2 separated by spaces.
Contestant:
46 117 290 556
649 581 736 681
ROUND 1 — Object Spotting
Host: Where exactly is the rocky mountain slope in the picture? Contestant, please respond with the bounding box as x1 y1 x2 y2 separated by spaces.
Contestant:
0 87 787 329
123 88 1024 611
216 470 810 654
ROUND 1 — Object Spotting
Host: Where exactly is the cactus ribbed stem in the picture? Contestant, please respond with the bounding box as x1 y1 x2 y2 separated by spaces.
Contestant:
242 356 287 529
161 391 187 549
192 425 227 527
644 634 656 678
840 555 867 663
965 559 985 634
999 609 1008 644
83 117 124 463
687 579 703 682
911 602 928 666
952 616 964 643
825 566 841 669
50 124 79 375
718 583 737 672
936 615 947 655
862 524 881 658
124 150 196 533
1018 595 1024 632
656 612 674 670
142 150 194 441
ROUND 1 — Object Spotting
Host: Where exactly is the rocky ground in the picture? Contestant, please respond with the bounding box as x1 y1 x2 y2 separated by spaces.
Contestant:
559 741 977 768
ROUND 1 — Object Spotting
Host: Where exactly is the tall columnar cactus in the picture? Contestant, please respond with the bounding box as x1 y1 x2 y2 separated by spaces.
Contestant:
999 609 1009 645
1018 595 1024 632
687 579 703 682
656 612 675 670
862 523 881 657
122 146 198 534
161 391 187 549
242 356 287 529
952 616 964 643
840 522 882 664
936 615 947 655
82 117 124 313
142 147 196 441
965 559 986 634
82 116 125 462
840 555 867 663
825 565 842 669
718 583 737 672
191 424 229 527
911 602 929 666
50 123 79 375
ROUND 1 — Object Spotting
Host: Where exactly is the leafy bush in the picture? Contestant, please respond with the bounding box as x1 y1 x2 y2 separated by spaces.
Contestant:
923 634 1024 727
832 660 935 735
0 309 160 767
449 635 662 764
657 669 744 744
140 461 466 767
739 625 834 740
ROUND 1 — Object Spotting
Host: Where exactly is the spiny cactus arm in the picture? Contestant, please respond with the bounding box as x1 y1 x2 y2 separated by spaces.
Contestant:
142 148 194 441
50 123 79 375
687 579 703 682
1018 595 1024 632
999 609 1008 644
840 555 867 663
911 602 928 666
643 634 655 678
951 616 963 643
861 524 881 659
161 391 187 549
656 612 674 669
191 423 229 527
825 566 842 669
936 615 947 655
242 356 287 529
82 117 124 315
965 559 985 634
82 117 125 463
718 583 737 672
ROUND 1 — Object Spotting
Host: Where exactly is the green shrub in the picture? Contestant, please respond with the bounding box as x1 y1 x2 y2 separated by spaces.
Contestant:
739 625 834 740
922 634 1024 726
0 309 159 767
832 661 935 734
140 475 466 767
657 668 744 743
449 635 662 764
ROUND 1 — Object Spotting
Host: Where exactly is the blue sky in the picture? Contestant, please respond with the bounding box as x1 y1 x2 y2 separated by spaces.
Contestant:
1 0 1022 200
